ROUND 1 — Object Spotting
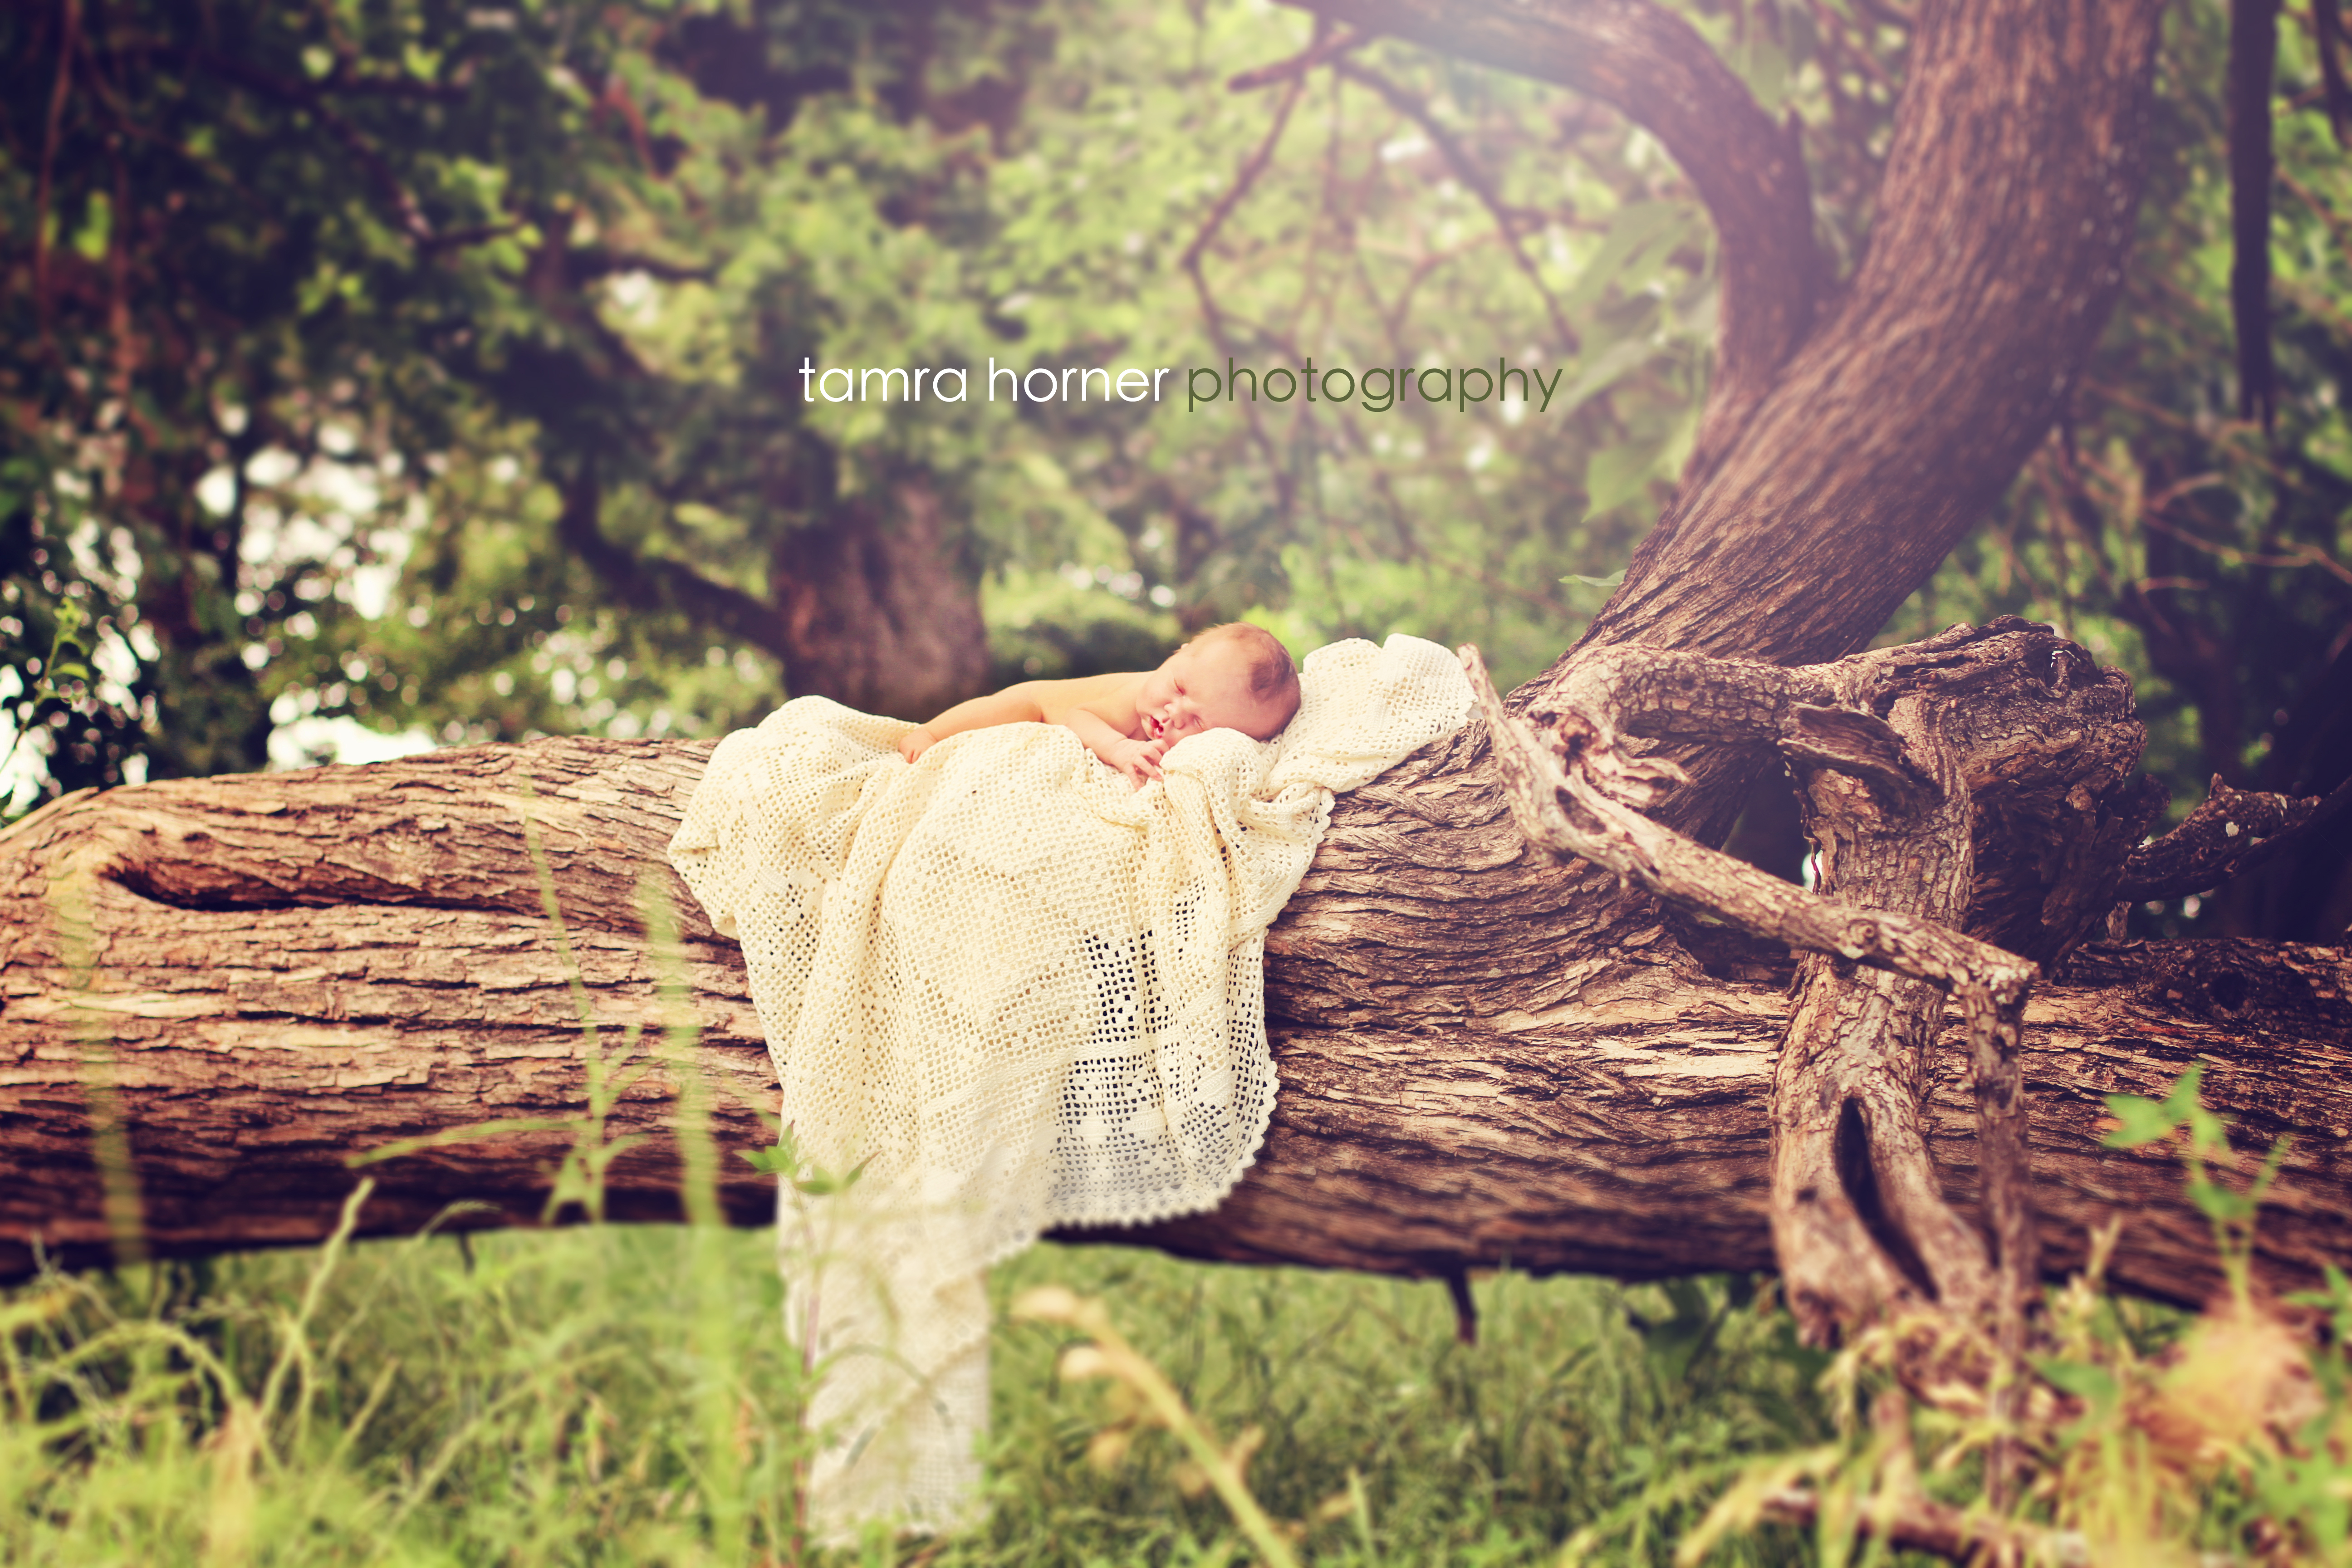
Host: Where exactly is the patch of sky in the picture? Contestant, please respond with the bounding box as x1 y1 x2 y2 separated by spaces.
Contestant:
265 701 437 772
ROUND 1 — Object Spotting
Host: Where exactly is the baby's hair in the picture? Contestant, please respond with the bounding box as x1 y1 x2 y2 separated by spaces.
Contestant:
1195 622 1301 710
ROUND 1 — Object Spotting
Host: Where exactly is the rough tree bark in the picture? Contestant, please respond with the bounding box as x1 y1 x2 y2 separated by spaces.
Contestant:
5 0 2347 1358
3 688 2348 1302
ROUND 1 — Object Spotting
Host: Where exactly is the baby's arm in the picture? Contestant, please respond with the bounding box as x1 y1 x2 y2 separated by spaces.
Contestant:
897 686 1047 763
899 672 1163 787
1062 706 1166 788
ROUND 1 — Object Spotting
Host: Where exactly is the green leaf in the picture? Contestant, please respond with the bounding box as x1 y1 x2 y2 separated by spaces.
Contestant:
2158 1062 2208 1123
792 1153 873 1197
69 192 113 264
1725 31 1791 114
2032 1357 2119 1412
1548 336 1659 421
2283 1262 2352 1326
2100 1092 2180 1148
1561 201 1698 312
740 1123 808 1176
2184 1105 2230 1156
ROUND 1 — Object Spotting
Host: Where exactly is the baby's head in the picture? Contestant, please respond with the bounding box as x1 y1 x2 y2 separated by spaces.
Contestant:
1137 623 1301 744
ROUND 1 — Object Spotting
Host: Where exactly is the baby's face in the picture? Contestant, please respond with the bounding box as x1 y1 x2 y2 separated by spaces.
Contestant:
1135 641 1286 743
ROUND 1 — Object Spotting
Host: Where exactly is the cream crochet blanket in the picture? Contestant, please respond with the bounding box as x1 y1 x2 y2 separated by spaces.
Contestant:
666 634 1471 1537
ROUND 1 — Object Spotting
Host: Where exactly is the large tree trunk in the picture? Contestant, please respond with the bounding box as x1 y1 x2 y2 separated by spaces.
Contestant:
769 480 994 721
4 734 2347 1309
556 469 993 723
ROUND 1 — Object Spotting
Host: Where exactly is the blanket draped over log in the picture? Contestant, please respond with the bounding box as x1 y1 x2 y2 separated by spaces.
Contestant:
666 635 1474 1534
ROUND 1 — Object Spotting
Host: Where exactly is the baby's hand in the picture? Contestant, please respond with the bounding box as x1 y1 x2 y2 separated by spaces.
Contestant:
898 726 937 764
1100 735 1167 789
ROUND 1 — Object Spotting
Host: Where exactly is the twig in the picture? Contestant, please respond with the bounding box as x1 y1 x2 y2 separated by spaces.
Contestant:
1225 26 1367 92
1378 234 1491 347
2034 440 2121 602
2277 163 2352 262
1182 46 1314 516
2077 379 2288 481
569 247 718 284
1181 44 1313 277
2136 504 2352 589
33 0 83 334
1335 60 1578 353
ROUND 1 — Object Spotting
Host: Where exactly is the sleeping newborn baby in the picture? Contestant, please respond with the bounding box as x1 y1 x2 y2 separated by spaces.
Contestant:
897 622 1302 788
671 630 1470 1539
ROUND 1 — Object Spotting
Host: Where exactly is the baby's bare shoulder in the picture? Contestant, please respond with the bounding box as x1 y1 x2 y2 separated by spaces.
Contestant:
1022 670 1144 723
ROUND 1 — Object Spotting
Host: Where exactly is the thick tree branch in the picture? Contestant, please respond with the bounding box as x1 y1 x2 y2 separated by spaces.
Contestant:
2119 772 2352 903
1274 0 1823 467
1571 0 2164 676
1274 1 2164 869
1465 647 2036 1009
6 735 2351 1310
762 480 994 719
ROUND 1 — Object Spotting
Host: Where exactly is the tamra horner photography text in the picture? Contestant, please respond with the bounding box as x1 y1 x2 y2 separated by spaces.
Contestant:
798 356 1570 414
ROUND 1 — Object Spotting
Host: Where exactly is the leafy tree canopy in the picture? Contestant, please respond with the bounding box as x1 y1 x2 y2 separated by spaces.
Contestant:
3 0 2347 937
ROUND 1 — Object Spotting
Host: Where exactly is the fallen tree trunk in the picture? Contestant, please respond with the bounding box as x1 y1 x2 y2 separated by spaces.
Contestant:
5 730 2345 1308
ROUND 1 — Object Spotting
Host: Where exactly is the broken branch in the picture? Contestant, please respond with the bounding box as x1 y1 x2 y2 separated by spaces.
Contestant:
2118 772 2352 903
1463 644 2038 1011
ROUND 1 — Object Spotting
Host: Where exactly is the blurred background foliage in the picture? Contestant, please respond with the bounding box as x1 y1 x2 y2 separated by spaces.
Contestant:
2 0 2348 944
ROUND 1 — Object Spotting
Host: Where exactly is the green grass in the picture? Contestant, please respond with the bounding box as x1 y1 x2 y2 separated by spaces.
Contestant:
13 1183 2352 1564
2 1212 1842 1567
10 865 2334 1568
